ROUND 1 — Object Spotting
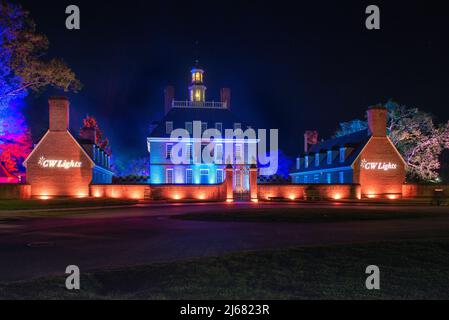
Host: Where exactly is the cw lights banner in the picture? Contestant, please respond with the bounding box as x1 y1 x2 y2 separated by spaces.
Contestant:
38 156 82 169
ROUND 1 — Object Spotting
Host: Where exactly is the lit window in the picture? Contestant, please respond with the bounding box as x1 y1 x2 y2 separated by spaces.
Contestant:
216 169 224 183
235 144 243 162
186 169 193 184
166 169 174 184
187 143 193 161
296 157 300 170
215 122 223 134
326 173 331 184
339 147 346 163
304 175 308 183
215 144 223 162
200 169 209 184
315 153 320 166
327 151 332 164
305 156 309 168
185 122 192 134
339 171 344 183
166 143 173 159
195 90 201 101
166 121 173 134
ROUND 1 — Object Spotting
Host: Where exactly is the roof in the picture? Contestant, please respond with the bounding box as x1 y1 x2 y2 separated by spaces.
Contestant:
295 129 371 173
149 107 251 138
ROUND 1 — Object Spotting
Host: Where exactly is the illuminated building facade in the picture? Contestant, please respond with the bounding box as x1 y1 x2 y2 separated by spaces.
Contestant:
291 106 407 198
147 66 256 194
23 97 114 197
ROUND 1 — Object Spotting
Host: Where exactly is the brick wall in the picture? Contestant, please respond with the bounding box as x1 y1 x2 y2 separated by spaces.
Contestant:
0 184 31 199
258 184 361 200
354 137 406 197
402 184 449 198
26 131 93 197
90 183 227 201
91 184 147 199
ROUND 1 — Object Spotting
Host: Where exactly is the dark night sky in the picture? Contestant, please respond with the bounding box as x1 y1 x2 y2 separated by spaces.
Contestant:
16 0 449 161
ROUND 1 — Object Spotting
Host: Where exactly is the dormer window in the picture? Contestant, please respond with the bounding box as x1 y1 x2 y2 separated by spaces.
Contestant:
234 123 242 130
215 122 223 133
339 147 346 163
201 122 207 132
305 155 309 168
327 150 332 164
315 153 320 166
166 121 173 134
296 157 300 170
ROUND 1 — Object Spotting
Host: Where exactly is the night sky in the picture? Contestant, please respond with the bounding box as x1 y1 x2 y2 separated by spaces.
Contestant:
17 0 449 162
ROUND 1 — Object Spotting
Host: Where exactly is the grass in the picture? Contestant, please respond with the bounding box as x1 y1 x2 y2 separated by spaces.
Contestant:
0 198 139 211
1 239 449 299
174 206 449 223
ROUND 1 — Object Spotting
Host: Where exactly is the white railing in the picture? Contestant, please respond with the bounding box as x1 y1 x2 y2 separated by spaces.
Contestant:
172 101 227 109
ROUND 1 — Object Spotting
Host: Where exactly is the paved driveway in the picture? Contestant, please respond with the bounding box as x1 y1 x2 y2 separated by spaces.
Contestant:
1 202 449 281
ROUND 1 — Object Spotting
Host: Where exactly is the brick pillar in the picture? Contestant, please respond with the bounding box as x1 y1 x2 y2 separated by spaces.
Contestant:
249 164 258 202
49 97 69 131
164 86 174 115
220 88 231 110
225 164 233 202
367 105 388 137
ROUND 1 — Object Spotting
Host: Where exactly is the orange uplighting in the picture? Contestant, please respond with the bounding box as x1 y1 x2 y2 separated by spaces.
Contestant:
38 195 51 200
172 194 182 200
288 194 296 200
387 194 398 200
251 198 259 203
333 193 342 200
226 198 233 203
367 194 376 199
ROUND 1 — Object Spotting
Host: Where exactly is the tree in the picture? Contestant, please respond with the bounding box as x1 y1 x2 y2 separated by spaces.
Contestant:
80 115 111 154
335 100 449 182
0 1 81 173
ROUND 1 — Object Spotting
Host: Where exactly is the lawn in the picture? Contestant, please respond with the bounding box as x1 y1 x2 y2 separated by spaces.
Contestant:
1 239 449 299
0 198 139 211
174 206 449 223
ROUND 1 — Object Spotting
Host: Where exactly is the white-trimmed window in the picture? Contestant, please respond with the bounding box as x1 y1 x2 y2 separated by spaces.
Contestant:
166 143 173 159
326 173 331 184
339 147 346 163
201 122 207 132
200 169 209 184
166 169 174 184
296 157 300 170
315 153 320 166
185 122 192 135
339 171 344 183
187 143 193 161
186 169 193 184
305 155 309 168
327 151 333 164
215 144 223 162
235 144 243 161
215 122 223 134
216 169 224 183
166 121 173 134
234 123 242 130
304 175 308 183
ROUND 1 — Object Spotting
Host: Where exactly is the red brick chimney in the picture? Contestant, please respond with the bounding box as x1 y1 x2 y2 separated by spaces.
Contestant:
367 105 388 137
49 97 69 131
164 85 174 115
220 88 231 109
304 130 318 153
